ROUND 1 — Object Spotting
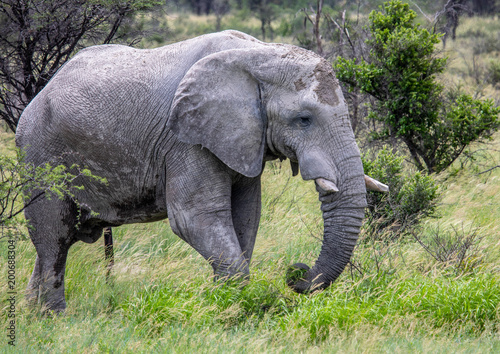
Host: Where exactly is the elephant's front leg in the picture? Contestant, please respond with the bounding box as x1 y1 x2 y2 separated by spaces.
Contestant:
166 147 250 280
231 175 262 265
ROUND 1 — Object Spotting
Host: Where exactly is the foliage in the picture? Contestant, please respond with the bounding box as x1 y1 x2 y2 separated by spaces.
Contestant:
249 0 279 40
334 0 500 173
213 0 231 31
184 0 214 15
468 0 500 14
0 0 162 132
121 279 290 336
434 93 500 172
0 150 106 235
471 30 500 55
362 146 439 238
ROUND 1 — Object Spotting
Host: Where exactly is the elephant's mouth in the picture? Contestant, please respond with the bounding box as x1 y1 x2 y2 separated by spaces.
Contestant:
296 150 388 195
314 176 389 194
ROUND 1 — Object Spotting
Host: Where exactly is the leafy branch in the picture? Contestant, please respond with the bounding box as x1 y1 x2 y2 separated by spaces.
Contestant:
0 149 106 235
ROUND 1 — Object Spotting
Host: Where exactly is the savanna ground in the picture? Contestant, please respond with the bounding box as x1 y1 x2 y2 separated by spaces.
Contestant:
1 10 500 353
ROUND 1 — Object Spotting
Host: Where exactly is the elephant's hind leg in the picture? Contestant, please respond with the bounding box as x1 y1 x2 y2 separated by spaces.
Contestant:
25 197 78 313
103 227 114 280
26 255 42 304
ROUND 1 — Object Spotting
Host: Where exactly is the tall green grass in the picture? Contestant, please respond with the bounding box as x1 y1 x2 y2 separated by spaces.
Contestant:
2 141 499 351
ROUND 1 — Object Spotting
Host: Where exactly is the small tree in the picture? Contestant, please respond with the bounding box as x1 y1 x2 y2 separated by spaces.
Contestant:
301 0 325 56
0 0 162 132
0 150 105 237
435 0 471 48
187 0 213 15
250 0 276 40
335 0 500 174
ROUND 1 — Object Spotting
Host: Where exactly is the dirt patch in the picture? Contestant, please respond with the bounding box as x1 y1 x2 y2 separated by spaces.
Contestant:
294 78 307 91
314 61 339 106
228 30 258 42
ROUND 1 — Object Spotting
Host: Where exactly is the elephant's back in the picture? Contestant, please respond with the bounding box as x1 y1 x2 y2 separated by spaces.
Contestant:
15 30 270 178
17 31 269 157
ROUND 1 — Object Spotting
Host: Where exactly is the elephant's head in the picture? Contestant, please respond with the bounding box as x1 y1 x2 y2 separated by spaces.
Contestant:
168 40 387 292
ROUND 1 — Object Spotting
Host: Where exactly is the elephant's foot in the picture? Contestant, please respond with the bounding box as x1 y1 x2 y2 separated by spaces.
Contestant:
26 256 68 313
213 270 250 289
38 282 67 314
26 284 67 314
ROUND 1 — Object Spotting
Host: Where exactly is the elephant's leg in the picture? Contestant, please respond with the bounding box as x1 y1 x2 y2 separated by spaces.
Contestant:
168 197 249 279
231 175 262 265
166 148 249 280
25 198 78 313
30 240 73 313
103 226 114 280
26 255 41 304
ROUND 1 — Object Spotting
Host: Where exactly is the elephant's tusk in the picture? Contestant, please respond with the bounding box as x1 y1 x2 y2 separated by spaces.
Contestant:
315 178 339 193
365 175 389 192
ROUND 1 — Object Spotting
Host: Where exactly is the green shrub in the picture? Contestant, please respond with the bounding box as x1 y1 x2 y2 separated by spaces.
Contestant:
432 94 500 172
362 146 439 239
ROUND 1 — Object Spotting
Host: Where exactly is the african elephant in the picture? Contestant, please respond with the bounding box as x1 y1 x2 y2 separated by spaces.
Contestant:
16 30 387 312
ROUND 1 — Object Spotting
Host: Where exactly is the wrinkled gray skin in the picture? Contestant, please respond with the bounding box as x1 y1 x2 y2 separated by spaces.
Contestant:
16 30 367 312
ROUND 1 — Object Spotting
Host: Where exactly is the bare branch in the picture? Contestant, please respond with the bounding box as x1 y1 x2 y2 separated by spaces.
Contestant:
0 0 161 132
477 165 500 175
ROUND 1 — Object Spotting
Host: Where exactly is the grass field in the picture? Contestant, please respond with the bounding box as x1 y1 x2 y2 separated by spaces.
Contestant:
1 12 500 354
1 136 499 352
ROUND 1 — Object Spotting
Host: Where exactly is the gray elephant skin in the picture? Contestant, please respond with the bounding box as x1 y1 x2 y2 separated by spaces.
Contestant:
16 30 383 312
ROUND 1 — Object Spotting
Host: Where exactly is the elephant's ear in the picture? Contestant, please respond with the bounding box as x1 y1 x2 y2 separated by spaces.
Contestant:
167 50 266 178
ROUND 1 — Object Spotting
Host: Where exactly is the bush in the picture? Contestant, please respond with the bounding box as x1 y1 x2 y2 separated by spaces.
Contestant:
432 94 500 172
412 223 484 275
362 146 439 239
488 60 500 87
334 0 500 174
472 33 500 55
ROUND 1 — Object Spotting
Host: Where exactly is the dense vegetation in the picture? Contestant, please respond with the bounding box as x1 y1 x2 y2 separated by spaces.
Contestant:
1 0 499 352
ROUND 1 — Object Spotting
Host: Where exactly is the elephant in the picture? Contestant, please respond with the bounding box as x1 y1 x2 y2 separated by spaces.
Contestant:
15 30 388 312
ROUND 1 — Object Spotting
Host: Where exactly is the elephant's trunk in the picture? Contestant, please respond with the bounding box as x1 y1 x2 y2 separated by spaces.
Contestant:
288 171 366 293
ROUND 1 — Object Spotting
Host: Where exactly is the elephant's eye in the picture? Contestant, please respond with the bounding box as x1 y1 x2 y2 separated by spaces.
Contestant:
298 117 312 128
